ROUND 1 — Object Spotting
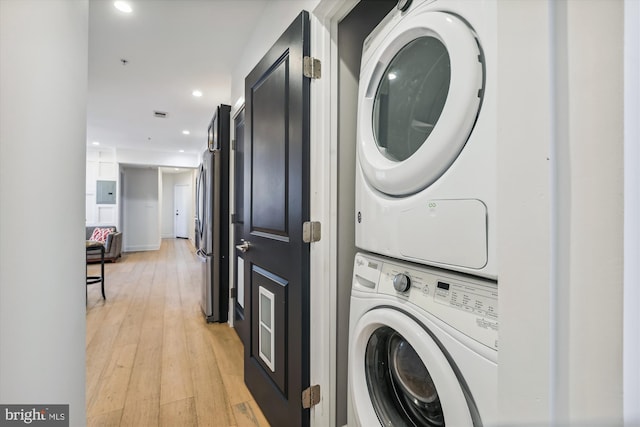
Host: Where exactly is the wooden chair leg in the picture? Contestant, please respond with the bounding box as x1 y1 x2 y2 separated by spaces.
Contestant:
100 246 105 300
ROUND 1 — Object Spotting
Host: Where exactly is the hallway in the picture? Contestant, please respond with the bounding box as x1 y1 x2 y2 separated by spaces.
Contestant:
86 239 269 426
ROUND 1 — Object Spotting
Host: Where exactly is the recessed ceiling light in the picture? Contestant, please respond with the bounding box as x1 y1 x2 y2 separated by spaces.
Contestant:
114 1 132 13
182 130 190 135
92 141 100 146
174 168 179 171
388 72 397 80
179 150 185 153
192 90 203 97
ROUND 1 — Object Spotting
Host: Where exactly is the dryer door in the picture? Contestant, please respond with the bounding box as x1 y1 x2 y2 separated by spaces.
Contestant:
358 10 483 196
349 308 475 427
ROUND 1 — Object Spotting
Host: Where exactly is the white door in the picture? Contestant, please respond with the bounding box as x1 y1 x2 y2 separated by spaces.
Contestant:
174 184 190 238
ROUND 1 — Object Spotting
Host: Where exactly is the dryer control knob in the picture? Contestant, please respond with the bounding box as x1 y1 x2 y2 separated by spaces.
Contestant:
393 273 411 293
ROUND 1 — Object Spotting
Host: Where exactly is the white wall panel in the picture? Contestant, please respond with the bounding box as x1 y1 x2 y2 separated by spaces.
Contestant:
0 1 87 421
624 0 640 424
97 206 116 224
497 2 553 423
497 1 624 425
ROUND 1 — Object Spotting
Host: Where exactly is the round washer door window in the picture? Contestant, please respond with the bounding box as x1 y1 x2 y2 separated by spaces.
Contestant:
349 308 474 427
366 326 445 426
358 11 483 196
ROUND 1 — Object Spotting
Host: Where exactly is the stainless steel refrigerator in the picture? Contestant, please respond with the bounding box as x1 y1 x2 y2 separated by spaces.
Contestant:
196 104 230 322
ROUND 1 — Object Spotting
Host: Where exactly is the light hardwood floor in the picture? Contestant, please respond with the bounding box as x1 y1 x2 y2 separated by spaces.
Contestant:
86 238 270 427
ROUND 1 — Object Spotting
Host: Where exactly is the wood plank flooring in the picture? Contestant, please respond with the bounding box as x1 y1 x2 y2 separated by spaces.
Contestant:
86 239 270 427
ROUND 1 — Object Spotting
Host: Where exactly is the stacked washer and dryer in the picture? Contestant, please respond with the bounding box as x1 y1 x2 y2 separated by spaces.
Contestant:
348 0 499 426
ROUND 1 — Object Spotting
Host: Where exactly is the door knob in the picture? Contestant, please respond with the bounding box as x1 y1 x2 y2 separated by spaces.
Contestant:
235 239 251 253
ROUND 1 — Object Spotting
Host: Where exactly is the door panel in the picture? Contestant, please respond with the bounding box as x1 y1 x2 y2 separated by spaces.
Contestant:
251 266 287 393
252 61 288 235
243 11 310 427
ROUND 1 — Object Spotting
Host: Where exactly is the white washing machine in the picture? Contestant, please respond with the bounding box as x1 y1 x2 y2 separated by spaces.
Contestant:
355 0 497 279
348 252 498 427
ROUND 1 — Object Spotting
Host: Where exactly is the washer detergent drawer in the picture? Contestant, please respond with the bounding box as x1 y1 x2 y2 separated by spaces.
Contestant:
399 199 487 269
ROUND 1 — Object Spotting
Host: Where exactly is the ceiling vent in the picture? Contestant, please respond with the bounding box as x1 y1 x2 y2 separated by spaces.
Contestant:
153 111 168 118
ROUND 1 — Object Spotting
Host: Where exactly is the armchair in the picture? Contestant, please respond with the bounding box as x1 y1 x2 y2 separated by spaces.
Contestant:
86 226 123 263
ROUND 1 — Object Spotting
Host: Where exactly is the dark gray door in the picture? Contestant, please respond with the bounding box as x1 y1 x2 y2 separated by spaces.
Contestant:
243 11 310 427
233 107 248 345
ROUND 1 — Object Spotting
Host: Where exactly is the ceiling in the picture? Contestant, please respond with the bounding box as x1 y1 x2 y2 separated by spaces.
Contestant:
87 0 269 156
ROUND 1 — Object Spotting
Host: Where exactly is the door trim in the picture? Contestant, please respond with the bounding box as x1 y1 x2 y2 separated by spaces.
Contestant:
307 2 359 426
228 105 242 328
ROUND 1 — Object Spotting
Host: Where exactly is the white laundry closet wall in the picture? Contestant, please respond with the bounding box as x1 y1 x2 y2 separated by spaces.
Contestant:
497 1 624 425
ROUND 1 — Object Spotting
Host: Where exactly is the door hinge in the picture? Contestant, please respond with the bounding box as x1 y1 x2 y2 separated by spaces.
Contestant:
303 56 321 79
302 384 321 409
231 138 236 150
302 221 321 243
230 287 236 299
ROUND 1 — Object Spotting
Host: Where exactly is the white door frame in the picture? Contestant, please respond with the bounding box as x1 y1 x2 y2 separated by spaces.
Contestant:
228 103 245 328
308 2 359 426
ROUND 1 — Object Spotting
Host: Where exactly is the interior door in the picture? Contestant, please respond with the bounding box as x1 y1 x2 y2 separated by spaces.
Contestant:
174 184 189 238
232 107 248 344
243 11 310 427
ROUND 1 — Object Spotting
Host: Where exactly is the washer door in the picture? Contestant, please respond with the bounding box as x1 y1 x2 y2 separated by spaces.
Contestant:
358 10 483 196
350 308 473 427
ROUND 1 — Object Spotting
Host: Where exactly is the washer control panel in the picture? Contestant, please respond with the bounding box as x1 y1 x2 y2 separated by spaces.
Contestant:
353 253 498 351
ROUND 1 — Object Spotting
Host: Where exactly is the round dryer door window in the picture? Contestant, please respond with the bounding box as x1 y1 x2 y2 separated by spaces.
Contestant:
358 11 483 196
372 36 450 163
349 308 475 427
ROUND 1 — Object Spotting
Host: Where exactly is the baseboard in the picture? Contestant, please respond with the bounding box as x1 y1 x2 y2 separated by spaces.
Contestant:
124 244 161 252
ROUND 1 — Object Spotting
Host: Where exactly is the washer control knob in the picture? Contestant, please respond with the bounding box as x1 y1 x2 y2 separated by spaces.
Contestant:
393 273 411 293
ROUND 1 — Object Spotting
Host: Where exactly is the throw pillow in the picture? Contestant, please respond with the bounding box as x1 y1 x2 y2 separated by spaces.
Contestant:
90 227 114 243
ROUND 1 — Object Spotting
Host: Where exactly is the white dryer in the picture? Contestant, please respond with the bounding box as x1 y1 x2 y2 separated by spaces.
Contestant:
348 252 498 427
355 0 497 279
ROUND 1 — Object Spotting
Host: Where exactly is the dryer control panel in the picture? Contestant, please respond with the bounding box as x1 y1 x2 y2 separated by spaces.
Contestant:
353 252 498 351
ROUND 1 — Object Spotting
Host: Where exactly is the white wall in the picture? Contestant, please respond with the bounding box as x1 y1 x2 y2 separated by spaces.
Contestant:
117 147 199 168
230 0 321 106
557 3 623 424
624 0 640 424
122 167 161 251
498 1 624 425
86 147 119 227
0 0 87 423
